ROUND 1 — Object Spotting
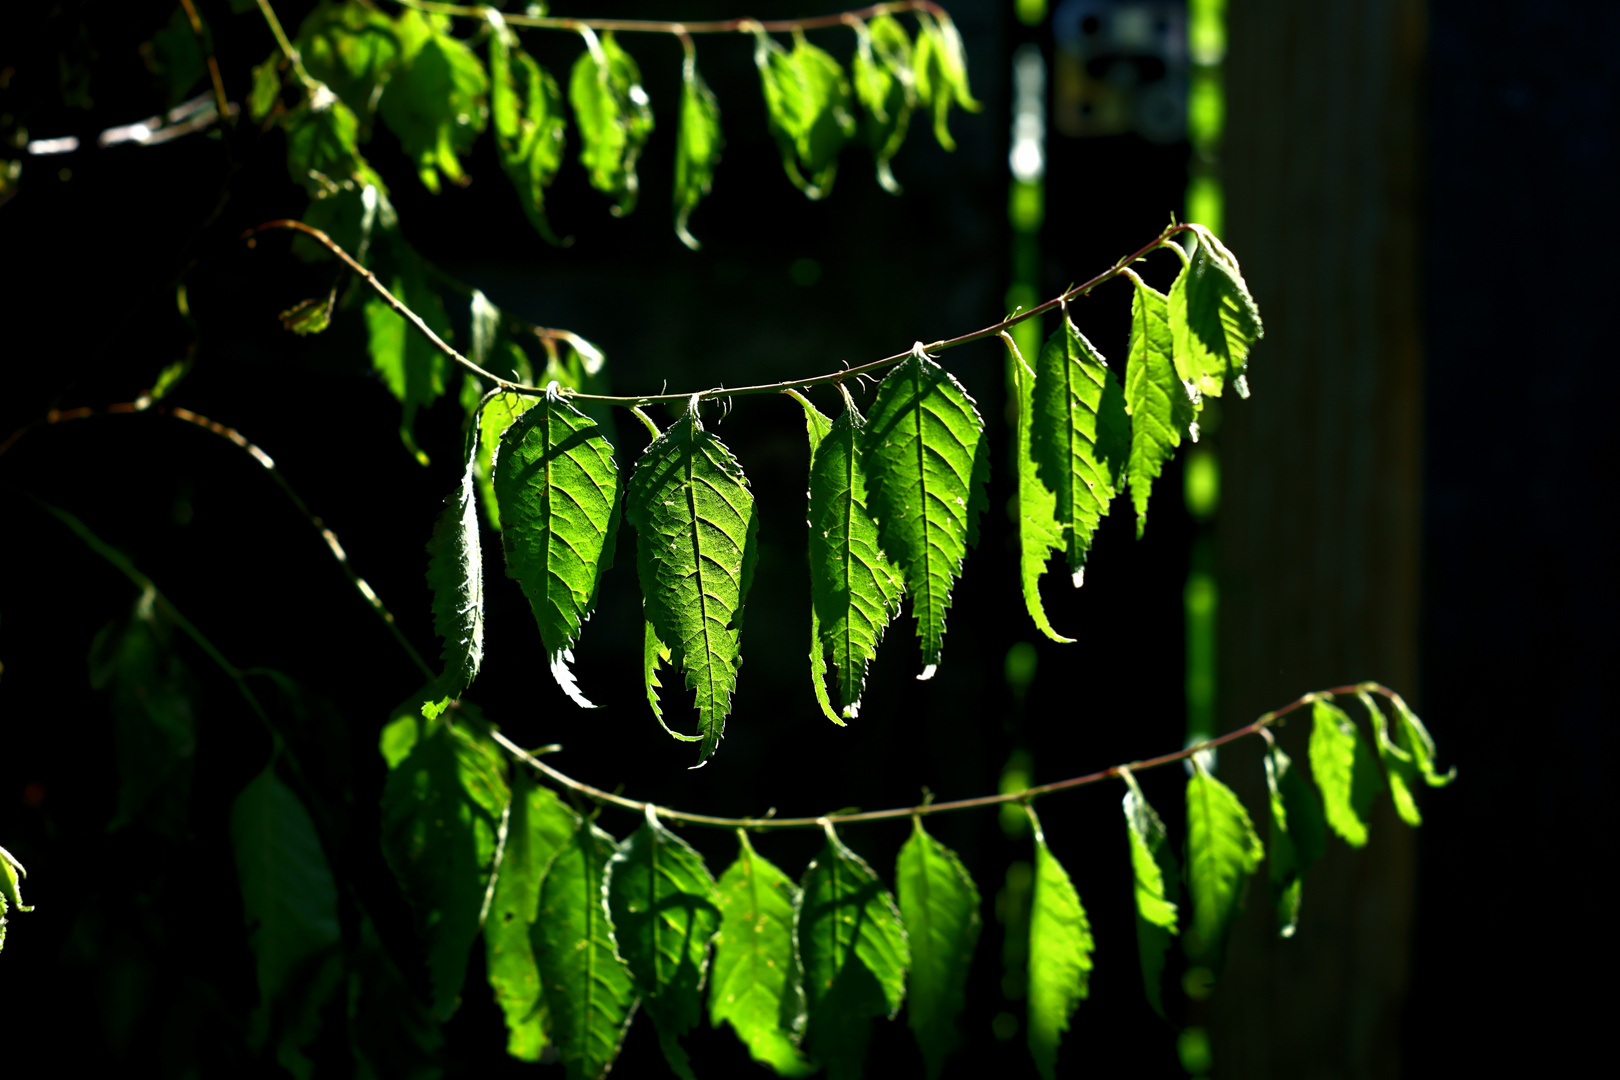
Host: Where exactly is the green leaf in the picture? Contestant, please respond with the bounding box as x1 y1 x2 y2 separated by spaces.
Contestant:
569 29 655 216
754 30 857 200
1168 225 1264 401
533 818 638 1080
380 708 511 1020
377 12 489 193
709 831 814 1077
895 818 981 1079
626 406 760 764
911 10 981 152
1263 741 1327 938
0 845 31 954
1120 772 1178 1017
793 387 903 722
797 822 911 1080
1026 808 1094 1080
230 766 343 1070
485 770 580 1061
852 15 916 194
279 295 334 336
673 53 723 250
364 233 453 462
423 437 484 717
1030 313 1130 586
495 387 623 709
1184 763 1263 965
283 95 366 191
1004 332 1071 643
488 18 567 244
250 55 282 121
294 0 402 120
475 391 538 530
1391 693 1456 789
861 348 990 677
607 807 723 1079
1123 277 1195 538
1308 698 1384 848
1359 690 1421 827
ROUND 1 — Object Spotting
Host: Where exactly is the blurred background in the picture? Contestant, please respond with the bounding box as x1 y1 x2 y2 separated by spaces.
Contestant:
0 0 1610 1075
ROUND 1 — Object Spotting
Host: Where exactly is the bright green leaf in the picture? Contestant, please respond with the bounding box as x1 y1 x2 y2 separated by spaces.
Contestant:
1168 224 1264 401
283 94 365 191
0 845 31 954
488 18 567 244
485 770 580 1061
349 914 445 1079
1121 772 1178 1017
294 0 401 120
1263 740 1326 938
797 822 910 1080
423 436 484 718
861 348 990 677
377 13 489 193
911 10 981 152
709 831 814 1077
495 388 622 709
1309 698 1384 848
673 53 722 249
1003 332 1071 643
533 818 638 1080
1030 313 1130 586
754 30 856 199
1359 690 1421 827
607 806 722 1079
1184 762 1263 965
852 15 916 193
380 708 511 1020
475 391 538 530
569 29 655 216
1026 808 1094 1080
626 406 760 764
1392 693 1456 789
895 818 981 1079
1123 277 1194 538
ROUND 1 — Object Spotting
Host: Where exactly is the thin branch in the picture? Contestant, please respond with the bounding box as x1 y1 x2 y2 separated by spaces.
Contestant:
490 682 1398 830
247 219 1193 409
177 0 232 125
254 0 316 89
391 0 947 35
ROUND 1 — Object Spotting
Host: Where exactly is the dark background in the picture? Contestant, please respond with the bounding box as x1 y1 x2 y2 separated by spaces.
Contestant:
0 0 1609 1075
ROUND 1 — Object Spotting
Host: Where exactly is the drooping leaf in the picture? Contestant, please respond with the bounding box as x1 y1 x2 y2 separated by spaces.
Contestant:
377 11 489 193
1123 276 1195 537
485 770 580 1061
488 18 567 244
1120 772 1178 1017
533 818 639 1080
895 818 981 1079
0 845 32 954
852 15 916 193
250 55 282 121
1391 692 1456 789
279 295 334 336
911 10 981 152
379 703 511 1020
294 0 402 121
475 390 538 529
709 831 814 1077
797 823 911 1080
1030 313 1130 586
861 348 990 677
626 407 760 764
1026 808 1094 1080
364 232 453 463
1184 762 1263 965
539 332 617 444
1263 741 1326 938
793 387 902 722
1308 698 1384 848
606 806 723 1079
230 766 343 1070
569 29 655 216
754 30 857 199
673 52 722 249
422 435 484 719
1003 332 1071 643
1168 224 1264 400
495 387 622 709
283 94 366 191
1359 690 1421 827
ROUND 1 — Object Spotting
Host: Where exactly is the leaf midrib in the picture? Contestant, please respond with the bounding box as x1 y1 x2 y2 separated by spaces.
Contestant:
681 428 720 715
909 361 937 641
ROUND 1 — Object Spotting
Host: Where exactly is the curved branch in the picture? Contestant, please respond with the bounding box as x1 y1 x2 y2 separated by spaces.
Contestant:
393 0 949 36
490 682 1402 830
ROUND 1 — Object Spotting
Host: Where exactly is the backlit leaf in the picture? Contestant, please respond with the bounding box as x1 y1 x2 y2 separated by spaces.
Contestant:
1121 772 1178 1017
422 435 483 718
283 94 365 191
911 10 981 152
626 406 760 764
1184 762 1263 965
0 845 31 954
250 55 282 121
895 818 981 1079
709 832 814 1077
861 348 990 677
570 29 654 216
1308 698 1384 848
1391 692 1456 788
1026 808 1094 1080
1003 332 1071 642
1030 312 1129 586
495 387 622 709
1168 224 1264 400
488 18 567 244
754 30 856 199
364 231 453 462
1263 741 1326 938
852 15 916 194
673 52 722 249
797 823 910 1080
294 0 401 121
1123 276 1194 537
606 806 722 1079
377 11 489 193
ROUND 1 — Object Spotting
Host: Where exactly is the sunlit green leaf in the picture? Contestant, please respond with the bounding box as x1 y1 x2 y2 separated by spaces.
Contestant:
377 12 489 193
569 29 655 216
1168 224 1264 400
1391 693 1456 789
895 818 980 1079
0 845 31 954
250 55 283 121
294 0 401 120
1263 740 1326 938
911 10 980 152
1026 808 1093 1080
495 388 622 709
1004 332 1071 643
475 391 537 530
797 823 910 1080
709 832 814 1076
852 15 916 193
862 349 990 677
283 95 365 191
673 53 723 250
1121 772 1178 1017
607 806 722 1079
1124 277 1194 537
1308 698 1384 848
754 30 856 199
626 407 759 764
1184 762 1263 965
422 436 484 718
1030 313 1129 587
488 18 567 244
534 818 638 1080
364 232 453 462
